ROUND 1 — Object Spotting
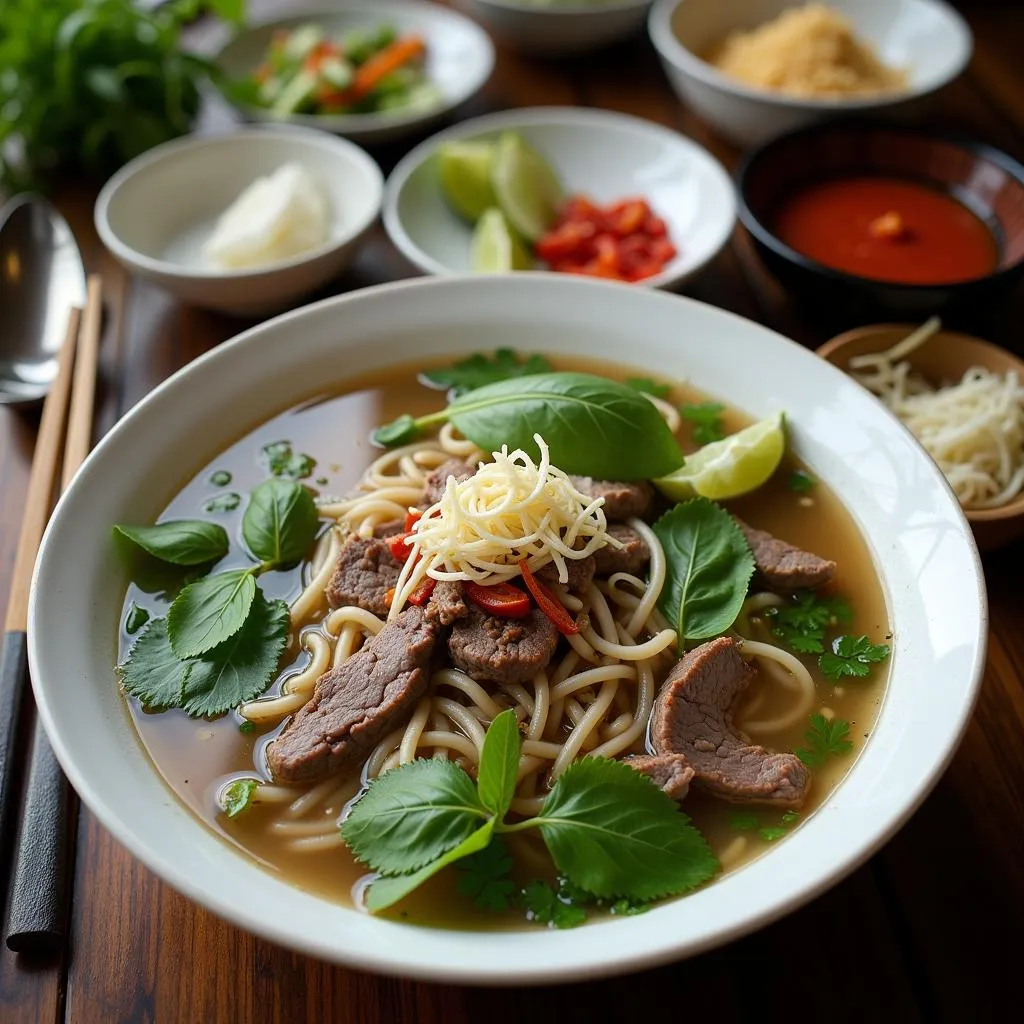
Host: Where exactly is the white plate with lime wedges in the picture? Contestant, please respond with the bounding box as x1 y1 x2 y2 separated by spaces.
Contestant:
383 107 736 288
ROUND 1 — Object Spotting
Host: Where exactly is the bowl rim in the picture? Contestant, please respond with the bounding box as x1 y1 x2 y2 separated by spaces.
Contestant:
27 273 987 983
381 104 737 287
93 125 384 282
817 322 1024 524
647 0 973 112
735 120 1024 292
213 0 495 137
465 0 653 16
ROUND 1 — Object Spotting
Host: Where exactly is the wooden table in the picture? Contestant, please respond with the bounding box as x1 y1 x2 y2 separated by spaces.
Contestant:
3 3 1024 1021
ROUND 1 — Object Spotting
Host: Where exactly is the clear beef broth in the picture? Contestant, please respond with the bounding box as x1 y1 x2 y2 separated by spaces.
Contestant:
118 357 889 928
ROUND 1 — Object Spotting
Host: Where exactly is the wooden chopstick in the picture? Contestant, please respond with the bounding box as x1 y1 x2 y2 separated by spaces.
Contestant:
0 307 81 911
5 274 103 955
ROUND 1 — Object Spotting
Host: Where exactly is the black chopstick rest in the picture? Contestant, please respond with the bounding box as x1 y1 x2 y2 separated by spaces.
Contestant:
4 717 73 955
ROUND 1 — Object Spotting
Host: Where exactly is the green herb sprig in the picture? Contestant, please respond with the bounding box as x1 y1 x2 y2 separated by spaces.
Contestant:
423 349 553 397
341 710 718 913
766 591 853 655
116 478 319 716
372 372 685 482
819 636 890 680
680 402 725 445
796 713 854 767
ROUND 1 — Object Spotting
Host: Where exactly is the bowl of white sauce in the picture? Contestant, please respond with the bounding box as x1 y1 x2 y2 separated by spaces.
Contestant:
95 126 384 316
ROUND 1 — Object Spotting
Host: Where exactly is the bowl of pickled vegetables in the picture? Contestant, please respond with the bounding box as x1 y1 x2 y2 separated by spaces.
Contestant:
217 2 495 144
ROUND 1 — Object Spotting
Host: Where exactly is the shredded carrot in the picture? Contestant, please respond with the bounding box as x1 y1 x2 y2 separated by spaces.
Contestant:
320 35 426 107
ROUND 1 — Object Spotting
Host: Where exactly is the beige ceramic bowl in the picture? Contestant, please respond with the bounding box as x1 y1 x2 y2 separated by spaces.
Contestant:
818 325 1024 551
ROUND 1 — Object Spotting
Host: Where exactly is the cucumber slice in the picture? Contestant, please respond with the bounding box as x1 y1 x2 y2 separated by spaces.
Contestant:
271 68 318 115
319 57 353 90
282 25 325 64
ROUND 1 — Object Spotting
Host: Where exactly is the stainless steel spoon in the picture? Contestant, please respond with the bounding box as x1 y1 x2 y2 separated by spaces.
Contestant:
0 195 87 406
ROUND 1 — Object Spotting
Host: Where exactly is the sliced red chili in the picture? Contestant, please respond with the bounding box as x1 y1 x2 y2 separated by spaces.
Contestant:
386 533 413 562
519 561 579 635
403 508 422 533
408 578 436 606
464 580 532 619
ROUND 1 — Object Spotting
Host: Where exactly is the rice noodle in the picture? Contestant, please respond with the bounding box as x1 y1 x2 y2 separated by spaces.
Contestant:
849 317 1024 509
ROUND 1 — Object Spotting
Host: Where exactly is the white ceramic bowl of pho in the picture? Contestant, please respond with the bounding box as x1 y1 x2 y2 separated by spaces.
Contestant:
29 275 985 983
384 107 736 289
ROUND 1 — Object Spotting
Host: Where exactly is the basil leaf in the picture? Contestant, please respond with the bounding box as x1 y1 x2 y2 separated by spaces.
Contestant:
534 758 718 901
366 821 495 913
220 778 258 818
652 499 755 642
476 708 520 819
125 601 150 635
341 759 490 875
117 617 186 709
242 479 319 567
423 349 553 397
447 373 684 481
372 414 419 447
167 568 257 659
181 595 289 716
113 520 229 566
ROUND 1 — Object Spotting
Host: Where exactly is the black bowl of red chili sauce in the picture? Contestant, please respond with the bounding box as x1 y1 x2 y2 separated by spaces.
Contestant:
736 122 1024 326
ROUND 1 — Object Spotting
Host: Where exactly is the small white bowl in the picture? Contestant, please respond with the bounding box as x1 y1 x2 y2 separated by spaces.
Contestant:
95 127 384 317
648 0 973 148
383 106 736 289
215 2 495 146
453 0 653 56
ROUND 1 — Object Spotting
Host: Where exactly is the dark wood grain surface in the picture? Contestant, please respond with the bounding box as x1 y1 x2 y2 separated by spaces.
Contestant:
2 3 1023 1021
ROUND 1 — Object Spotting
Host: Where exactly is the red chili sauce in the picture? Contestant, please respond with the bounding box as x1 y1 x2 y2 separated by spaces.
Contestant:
773 176 998 284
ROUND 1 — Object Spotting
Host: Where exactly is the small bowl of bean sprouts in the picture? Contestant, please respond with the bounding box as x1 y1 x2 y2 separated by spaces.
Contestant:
819 317 1024 550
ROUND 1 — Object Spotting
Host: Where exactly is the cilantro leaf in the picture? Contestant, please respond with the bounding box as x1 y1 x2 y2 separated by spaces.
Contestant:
781 811 800 825
180 595 289 717
456 836 515 911
520 881 588 929
819 635 890 680
367 822 494 913
788 470 816 493
796 713 854 768
260 440 316 480
533 758 718 901
768 591 853 655
476 708 521 819
626 377 672 399
341 759 489 876
729 812 759 832
759 827 788 842
220 778 258 819
423 349 553 397
167 568 257 659
680 402 725 445
609 897 651 916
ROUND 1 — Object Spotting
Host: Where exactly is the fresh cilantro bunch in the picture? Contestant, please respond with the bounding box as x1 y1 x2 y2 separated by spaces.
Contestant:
0 0 243 190
341 710 719 913
767 590 853 655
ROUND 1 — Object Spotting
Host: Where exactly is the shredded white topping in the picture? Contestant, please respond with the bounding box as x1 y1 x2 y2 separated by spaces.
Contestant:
388 434 618 618
850 318 1024 510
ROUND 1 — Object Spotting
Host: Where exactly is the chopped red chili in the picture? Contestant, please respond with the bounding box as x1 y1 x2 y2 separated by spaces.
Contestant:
408 578 436 606
518 560 579 635
464 581 532 619
386 533 413 563
403 508 422 533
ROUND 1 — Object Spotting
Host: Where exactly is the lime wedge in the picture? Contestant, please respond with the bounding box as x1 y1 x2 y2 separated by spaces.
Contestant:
438 141 497 222
470 207 534 273
491 131 563 243
654 412 786 501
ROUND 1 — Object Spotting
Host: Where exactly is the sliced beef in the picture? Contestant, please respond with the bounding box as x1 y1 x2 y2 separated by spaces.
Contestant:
425 580 469 626
422 459 476 507
325 535 401 616
570 476 654 521
625 753 695 801
651 637 810 808
448 605 558 685
734 518 835 592
537 555 596 595
593 524 650 577
266 606 439 784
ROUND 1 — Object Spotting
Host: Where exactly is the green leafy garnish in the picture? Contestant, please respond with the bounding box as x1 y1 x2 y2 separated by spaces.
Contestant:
242 479 319 567
788 470 816 493
113 520 230 566
680 402 725 445
520 881 587 929
119 595 289 716
819 635 890 680
766 591 852 654
729 812 759 832
342 715 717 914
456 837 516 911
782 810 800 824
652 498 755 644
796 713 853 768
373 372 685 481
759 827 788 842
203 493 241 514
260 440 317 481
124 601 150 635
238 720 256 735
626 377 672 399
167 568 257 659
423 349 553 397
220 778 258 819
210 469 232 487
